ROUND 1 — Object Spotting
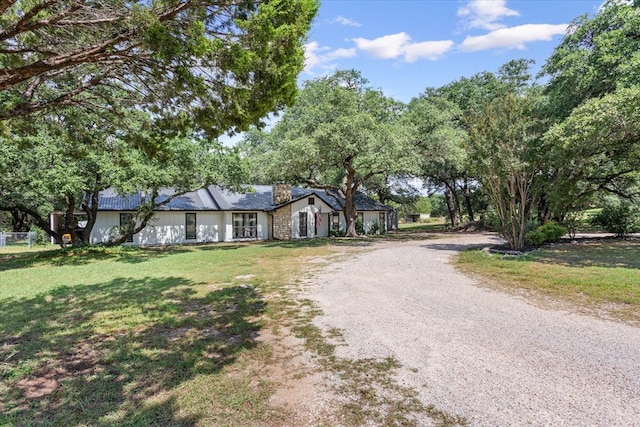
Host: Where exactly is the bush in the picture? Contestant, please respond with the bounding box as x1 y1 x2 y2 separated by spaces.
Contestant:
355 218 364 235
370 220 380 235
525 221 567 247
589 203 640 237
28 225 49 245
329 228 344 237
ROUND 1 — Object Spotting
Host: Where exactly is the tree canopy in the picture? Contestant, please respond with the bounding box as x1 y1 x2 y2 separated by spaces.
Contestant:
0 0 318 136
265 70 413 236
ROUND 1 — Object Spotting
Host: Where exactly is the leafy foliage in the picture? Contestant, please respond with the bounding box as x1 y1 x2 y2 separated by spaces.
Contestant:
265 70 412 237
525 221 567 247
465 91 544 250
0 0 318 137
590 202 640 237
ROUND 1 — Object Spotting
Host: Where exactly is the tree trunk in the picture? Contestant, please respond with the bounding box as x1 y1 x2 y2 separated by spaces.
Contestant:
463 178 474 222
80 188 100 244
11 209 30 232
444 185 458 228
343 189 358 237
4 205 64 247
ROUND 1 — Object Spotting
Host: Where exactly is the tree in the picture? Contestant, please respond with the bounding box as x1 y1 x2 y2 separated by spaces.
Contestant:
543 0 640 119
266 70 413 237
543 86 640 212
0 108 244 247
540 1 640 218
403 94 468 227
0 0 318 136
465 93 544 250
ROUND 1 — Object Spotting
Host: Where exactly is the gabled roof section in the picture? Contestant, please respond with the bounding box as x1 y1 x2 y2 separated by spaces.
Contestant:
90 187 219 211
207 185 274 211
295 189 394 212
89 185 394 212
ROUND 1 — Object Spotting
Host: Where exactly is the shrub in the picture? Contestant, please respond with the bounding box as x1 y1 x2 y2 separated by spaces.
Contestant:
525 221 567 247
329 228 344 238
589 203 640 237
370 220 380 235
28 226 49 245
355 218 364 235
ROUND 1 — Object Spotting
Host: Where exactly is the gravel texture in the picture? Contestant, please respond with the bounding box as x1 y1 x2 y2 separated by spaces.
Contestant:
307 233 640 426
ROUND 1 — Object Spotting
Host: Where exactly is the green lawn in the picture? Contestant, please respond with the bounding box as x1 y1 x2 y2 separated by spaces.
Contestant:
398 218 448 233
3 231 636 425
0 242 338 426
456 239 640 324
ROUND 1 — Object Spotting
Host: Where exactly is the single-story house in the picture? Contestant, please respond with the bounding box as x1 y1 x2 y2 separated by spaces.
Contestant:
50 184 397 246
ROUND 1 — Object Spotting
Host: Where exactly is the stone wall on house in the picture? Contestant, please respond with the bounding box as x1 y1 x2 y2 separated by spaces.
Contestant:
272 205 292 240
273 183 291 205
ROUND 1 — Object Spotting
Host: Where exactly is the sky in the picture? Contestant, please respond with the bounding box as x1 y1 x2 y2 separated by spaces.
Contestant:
302 0 604 102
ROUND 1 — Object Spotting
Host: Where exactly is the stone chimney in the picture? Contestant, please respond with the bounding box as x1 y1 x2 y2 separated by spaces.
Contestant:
273 183 292 205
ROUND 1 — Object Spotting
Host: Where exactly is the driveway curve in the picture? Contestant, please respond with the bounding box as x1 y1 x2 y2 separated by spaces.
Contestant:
307 233 640 426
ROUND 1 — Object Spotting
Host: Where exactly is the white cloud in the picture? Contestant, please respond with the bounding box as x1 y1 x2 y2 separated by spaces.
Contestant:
304 41 357 75
353 32 453 62
332 15 362 27
403 40 456 62
353 33 412 59
458 0 519 30
460 24 568 51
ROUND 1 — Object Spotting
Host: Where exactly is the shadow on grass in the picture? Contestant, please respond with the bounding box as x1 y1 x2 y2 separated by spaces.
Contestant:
523 239 640 269
421 235 504 252
263 237 375 249
0 276 264 426
0 246 196 273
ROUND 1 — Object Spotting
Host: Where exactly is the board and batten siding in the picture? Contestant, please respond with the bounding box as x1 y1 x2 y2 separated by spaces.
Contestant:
290 196 331 239
331 210 386 234
91 211 223 245
221 211 269 242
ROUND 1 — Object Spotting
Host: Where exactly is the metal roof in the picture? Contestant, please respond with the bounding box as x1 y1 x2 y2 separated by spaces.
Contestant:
90 185 394 212
91 187 219 211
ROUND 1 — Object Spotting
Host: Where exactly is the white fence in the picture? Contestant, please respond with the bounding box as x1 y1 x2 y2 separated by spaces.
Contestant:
0 232 38 250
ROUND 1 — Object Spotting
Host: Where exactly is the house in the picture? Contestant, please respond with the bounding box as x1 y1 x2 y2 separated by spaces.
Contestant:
50 184 397 246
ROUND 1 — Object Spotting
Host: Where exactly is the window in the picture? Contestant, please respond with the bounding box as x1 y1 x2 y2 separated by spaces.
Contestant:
299 212 308 237
119 213 134 243
379 212 386 230
186 213 196 240
357 212 364 224
233 213 257 239
331 213 340 231
308 197 315 205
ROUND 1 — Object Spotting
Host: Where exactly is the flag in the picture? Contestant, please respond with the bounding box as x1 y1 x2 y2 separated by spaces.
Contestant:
316 207 322 226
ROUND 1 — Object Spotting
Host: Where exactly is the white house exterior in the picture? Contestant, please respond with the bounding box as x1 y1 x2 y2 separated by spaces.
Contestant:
51 184 396 246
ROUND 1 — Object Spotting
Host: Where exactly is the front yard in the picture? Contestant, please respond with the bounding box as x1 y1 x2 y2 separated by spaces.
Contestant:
0 242 340 426
2 232 639 426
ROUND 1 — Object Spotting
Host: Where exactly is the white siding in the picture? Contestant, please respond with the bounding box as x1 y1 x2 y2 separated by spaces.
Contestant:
222 211 268 242
330 211 387 235
90 211 223 245
362 211 385 234
290 197 332 238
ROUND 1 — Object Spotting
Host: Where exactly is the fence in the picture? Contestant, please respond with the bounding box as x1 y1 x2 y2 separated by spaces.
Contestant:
0 231 38 250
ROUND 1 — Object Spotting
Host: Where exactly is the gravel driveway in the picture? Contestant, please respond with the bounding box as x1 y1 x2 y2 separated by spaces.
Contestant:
307 233 640 426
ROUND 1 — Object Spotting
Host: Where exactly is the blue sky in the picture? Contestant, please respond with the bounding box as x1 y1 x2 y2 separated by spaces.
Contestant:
302 0 604 102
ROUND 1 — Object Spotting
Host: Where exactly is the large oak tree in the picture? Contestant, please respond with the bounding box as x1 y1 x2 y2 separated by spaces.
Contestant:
266 70 412 237
0 0 318 136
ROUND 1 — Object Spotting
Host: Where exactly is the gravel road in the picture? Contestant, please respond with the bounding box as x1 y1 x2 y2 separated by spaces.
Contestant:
307 233 640 426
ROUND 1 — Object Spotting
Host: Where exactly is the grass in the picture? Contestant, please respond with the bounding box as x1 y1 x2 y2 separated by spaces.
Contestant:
455 238 640 324
399 218 448 233
0 241 340 426
0 237 462 426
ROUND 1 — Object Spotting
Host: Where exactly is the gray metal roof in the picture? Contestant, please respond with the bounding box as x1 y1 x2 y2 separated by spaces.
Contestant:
92 187 219 211
91 185 394 212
